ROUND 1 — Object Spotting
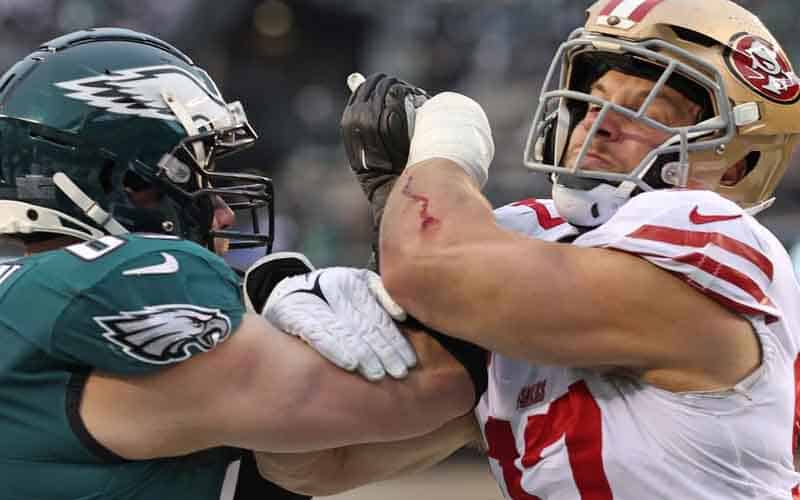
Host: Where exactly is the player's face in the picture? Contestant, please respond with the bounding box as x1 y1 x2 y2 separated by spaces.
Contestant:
563 69 701 174
127 187 235 256
211 196 235 255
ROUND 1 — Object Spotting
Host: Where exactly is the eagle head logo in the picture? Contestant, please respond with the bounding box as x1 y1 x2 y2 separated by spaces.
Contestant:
95 304 232 364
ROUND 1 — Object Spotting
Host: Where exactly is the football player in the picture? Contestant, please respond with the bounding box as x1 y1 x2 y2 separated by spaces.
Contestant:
0 28 480 499
340 0 800 498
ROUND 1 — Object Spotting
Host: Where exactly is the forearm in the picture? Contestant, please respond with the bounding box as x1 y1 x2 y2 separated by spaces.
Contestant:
254 413 481 496
223 321 474 452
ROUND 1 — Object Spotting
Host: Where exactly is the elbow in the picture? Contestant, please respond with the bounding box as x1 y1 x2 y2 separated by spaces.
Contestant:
380 235 417 290
380 256 415 313
380 238 441 320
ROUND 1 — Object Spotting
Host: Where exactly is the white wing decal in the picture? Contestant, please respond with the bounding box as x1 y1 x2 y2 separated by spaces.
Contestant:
55 64 226 122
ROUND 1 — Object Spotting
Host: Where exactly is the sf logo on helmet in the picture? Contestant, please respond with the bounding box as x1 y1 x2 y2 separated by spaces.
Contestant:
726 34 800 104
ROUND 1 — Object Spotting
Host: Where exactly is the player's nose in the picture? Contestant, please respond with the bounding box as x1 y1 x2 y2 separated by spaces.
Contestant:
211 195 235 231
581 106 623 142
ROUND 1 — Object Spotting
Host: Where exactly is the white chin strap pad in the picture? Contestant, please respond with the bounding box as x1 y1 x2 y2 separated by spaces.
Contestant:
552 181 636 227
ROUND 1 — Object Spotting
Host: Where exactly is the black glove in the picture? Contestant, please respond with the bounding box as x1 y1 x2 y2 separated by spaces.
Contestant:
341 73 428 269
242 252 315 313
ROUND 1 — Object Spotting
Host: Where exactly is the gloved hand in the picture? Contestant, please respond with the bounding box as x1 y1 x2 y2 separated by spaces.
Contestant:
258 259 417 381
243 252 316 314
341 72 428 269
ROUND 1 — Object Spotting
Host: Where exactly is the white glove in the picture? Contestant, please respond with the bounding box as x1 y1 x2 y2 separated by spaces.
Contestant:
263 267 417 381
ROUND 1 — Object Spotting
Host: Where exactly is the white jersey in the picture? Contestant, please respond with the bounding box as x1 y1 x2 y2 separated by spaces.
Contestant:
476 190 800 499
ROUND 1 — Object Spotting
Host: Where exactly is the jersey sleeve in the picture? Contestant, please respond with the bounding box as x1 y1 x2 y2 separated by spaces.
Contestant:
574 190 779 320
494 198 579 240
49 236 245 375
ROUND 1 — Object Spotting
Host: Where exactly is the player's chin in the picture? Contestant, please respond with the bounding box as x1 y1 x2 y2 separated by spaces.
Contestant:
213 237 231 256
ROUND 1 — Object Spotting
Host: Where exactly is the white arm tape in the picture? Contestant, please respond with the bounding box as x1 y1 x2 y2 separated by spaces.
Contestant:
407 92 494 188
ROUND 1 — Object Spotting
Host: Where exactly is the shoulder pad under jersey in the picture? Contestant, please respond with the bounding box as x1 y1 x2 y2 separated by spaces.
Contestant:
575 190 779 320
494 198 579 241
0 234 244 375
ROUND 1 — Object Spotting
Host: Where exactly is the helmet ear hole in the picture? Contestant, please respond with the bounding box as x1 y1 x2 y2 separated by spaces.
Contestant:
744 151 761 176
123 169 151 192
720 152 760 187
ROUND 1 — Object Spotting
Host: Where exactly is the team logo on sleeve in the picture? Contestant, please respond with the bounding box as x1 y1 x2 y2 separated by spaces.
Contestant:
725 34 800 104
94 304 232 364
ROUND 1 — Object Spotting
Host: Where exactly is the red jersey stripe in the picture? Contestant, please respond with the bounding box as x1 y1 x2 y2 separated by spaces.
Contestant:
606 246 778 321
682 279 778 323
671 252 775 308
627 225 774 280
599 0 626 16
485 417 540 500
512 199 567 230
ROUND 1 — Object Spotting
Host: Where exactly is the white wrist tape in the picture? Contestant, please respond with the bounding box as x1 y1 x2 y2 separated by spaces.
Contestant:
407 92 494 188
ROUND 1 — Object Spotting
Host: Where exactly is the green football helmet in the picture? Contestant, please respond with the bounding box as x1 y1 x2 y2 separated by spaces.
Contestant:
0 28 274 252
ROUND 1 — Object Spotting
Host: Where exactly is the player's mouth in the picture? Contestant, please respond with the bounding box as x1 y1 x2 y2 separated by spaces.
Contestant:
568 150 617 172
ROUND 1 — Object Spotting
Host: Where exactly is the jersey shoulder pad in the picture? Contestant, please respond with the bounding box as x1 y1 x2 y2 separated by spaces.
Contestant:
574 190 778 319
494 198 578 241
2 234 244 375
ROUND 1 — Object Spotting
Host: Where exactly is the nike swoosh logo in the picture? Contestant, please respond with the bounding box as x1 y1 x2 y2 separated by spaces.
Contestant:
122 252 180 276
689 206 742 225
287 273 329 305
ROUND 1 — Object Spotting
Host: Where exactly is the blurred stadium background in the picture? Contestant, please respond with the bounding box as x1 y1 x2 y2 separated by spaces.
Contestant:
0 1 797 498
1 0 796 270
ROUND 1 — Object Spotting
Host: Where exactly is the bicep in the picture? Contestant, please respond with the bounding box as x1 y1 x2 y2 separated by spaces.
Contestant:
81 314 474 458
391 218 752 371
531 245 756 370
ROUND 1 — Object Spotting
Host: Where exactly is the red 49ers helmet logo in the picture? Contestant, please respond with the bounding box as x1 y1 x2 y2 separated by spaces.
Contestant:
725 33 800 104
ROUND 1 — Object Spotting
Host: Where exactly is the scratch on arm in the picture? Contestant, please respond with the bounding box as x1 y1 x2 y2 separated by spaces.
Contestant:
401 176 440 231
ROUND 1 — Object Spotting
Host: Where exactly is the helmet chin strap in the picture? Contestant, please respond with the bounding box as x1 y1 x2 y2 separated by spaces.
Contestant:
744 197 775 216
53 172 129 236
552 175 637 227
0 200 105 241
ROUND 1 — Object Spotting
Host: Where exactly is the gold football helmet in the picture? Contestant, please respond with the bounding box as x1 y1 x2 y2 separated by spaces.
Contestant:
524 0 800 225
